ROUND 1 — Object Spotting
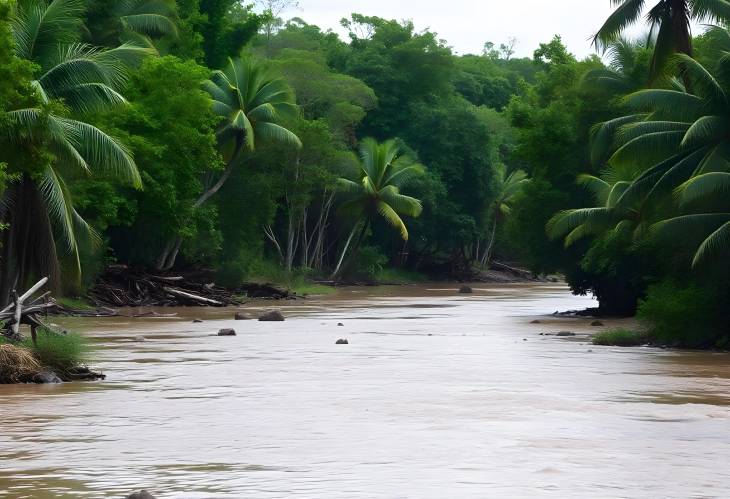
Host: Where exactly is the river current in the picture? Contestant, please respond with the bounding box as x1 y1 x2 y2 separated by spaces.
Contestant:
1 283 729 498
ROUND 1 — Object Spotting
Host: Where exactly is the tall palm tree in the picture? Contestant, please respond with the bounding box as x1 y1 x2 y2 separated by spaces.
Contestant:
478 164 529 267
85 0 178 48
594 0 730 81
572 50 730 267
331 138 424 278
583 37 653 96
155 56 302 270
0 0 148 303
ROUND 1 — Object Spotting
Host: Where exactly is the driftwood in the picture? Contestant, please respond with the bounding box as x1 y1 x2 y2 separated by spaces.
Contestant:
87 266 292 307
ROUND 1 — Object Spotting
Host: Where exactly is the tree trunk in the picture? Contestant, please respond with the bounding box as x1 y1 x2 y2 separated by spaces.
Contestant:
480 218 499 268
330 219 362 279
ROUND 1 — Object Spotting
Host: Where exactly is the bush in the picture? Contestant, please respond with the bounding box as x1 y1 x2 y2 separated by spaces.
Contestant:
638 279 730 349
351 245 387 280
592 328 650 347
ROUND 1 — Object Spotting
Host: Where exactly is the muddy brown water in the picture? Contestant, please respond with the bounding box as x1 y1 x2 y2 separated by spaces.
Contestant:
1 283 729 498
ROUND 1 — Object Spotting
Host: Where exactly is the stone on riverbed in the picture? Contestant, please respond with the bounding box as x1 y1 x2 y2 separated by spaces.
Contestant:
235 312 252 320
126 491 155 499
458 285 473 294
34 371 62 384
555 331 576 337
336 339 349 345
218 328 236 336
192 319 203 323
259 310 285 322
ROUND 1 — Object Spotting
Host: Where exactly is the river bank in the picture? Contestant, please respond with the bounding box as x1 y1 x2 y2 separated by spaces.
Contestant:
1 283 729 498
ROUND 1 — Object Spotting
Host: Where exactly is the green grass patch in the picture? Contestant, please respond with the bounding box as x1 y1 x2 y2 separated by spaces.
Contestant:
592 328 650 347
374 267 428 284
292 283 336 296
57 296 94 311
23 329 89 375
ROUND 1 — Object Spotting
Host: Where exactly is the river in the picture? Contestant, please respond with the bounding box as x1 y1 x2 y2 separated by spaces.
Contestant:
0 283 729 498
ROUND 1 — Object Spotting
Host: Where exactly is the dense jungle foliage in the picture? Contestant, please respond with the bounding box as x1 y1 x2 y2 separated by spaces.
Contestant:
1 0 730 347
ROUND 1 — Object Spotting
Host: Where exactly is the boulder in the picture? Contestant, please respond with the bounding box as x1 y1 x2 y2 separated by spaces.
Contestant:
335 339 349 345
192 319 203 323
218 328 236 336
458 285 473 294
590 320 604 327
337 323 344 327
555 331 576 337
126 491 155 499
235 312 252 321
258 310 285 322
34 371 62 384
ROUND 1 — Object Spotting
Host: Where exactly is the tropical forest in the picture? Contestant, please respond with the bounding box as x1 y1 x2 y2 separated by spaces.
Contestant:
1 1 730 497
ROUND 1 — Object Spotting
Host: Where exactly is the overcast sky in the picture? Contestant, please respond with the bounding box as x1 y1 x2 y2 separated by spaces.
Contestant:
268 0 640 58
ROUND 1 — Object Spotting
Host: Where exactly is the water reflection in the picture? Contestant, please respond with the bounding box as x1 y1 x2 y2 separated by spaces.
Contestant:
0 283 729 498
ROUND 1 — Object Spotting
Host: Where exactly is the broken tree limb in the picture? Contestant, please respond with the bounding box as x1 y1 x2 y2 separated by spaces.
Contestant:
162 287 224 306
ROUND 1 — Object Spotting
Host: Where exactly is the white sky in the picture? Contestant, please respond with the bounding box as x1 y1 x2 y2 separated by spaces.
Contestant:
268 0 642 58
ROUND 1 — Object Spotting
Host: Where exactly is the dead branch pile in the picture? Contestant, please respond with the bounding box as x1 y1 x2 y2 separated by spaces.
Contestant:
87 265 291 307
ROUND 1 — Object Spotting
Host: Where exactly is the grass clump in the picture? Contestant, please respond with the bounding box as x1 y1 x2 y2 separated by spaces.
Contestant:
292 283 336 296
592 328 650 347
23 329 89 375
0 344 42 383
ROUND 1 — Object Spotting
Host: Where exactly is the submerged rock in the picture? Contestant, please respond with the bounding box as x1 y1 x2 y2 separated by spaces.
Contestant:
218 328 236 336
458 285 473 294
530 319 542 324
337 323 344 327
591 320 604 327
34 371 62 384
335 339 349 345
192 319 203 323
259 310 285 322
126 491 155 499
555 331 576 337
235 312 252 320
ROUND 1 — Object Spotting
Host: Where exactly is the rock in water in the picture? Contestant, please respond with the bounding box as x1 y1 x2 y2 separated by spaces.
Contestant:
133 336 146 342
192 319 203 323
218 328 236 336
459 285 473 294
259 310 285 322
34 371 62 384
235 312 252 320
337 323 344 327
126 491 155 499
555 331 576 337
335 339 349 345
530 319 542 324
591 320 604 327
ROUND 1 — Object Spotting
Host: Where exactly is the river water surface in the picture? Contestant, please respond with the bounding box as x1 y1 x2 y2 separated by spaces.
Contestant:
1 283 729 498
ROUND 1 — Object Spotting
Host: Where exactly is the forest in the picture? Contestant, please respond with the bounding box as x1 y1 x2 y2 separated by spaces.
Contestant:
1 0 730 348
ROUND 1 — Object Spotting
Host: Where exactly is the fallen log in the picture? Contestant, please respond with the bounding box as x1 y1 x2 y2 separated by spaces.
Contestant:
162 287 224 306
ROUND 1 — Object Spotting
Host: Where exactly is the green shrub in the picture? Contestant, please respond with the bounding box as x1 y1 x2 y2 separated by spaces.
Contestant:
592 328 649 347
638 279 730 349
375 267 428 284
352 245 387 280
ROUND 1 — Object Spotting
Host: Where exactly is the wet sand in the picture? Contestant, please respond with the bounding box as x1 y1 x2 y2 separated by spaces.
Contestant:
0 283 729 498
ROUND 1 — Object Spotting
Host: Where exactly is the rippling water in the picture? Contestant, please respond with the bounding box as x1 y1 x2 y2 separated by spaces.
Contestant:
1 283 729 498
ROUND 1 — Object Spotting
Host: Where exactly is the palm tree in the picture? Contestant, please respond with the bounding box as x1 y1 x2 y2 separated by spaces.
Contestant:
593 0 730 81
85 0 178 48
583 37 653 96
478 164 529 267
330 138 424 278
576 50 730 267
0 0 148 303
547 173 640 246
155 56 302 270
